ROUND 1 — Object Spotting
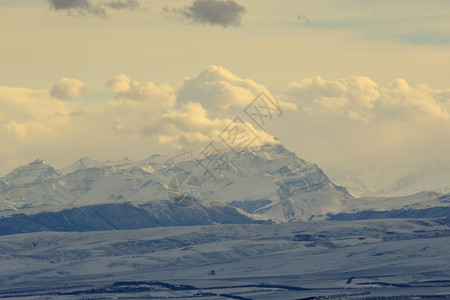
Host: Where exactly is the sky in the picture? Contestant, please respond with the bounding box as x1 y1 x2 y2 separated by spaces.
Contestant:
1 0 450 193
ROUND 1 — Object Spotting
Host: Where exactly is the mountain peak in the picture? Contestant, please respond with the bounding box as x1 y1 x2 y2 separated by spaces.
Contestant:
78 157 100 166
60 157 104 175
118 157 133 164
1 159 58 187
30 159 48 165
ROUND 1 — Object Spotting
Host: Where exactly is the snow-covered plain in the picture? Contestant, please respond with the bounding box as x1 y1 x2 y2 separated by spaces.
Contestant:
0 218 449 299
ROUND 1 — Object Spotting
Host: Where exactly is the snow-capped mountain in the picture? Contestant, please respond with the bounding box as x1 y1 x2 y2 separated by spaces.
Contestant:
0 144 352 221
385 162 450 195
59 157 105 175
326 160 450 197
2 159 60 187
1 143 449 222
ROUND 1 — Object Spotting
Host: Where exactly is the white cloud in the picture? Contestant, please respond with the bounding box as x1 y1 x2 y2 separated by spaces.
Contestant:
283 76 449 122
135 65 288 149
103 68 286 149
106 74 176 108
178 65 296 112
105 74 131 93
50 78 87 101
144 101 278 149
379 79 449 121
0 85 74 170
5 121 28 139
0 86 71 136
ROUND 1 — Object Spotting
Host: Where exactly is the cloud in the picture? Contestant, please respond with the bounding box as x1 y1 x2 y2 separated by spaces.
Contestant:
5 121 28 139
296 15 311 24
104 0 140 11
48 0 141 17
48 0 106 17
144 102 225 146
379 79 449 121
0 86 71 142
177 65 296 112
105 74 131 93
168 0 246 28
138 66 285 149
105 74 176 108
144 101 278 149
282 76 449 122
50 78 87 101
135 65 291 149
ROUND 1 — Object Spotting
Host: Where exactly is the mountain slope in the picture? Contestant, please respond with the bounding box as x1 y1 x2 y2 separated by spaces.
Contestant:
0 201 270 236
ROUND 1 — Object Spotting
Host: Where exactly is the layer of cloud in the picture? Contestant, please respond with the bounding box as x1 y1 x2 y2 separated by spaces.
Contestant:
2 67 450 195
282 76 450 122
50 78 87 101
167 0 246 28
48 0 141 17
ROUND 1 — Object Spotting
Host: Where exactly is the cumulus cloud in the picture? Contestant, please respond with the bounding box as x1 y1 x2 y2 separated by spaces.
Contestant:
282 76 449 122
50 78 87 101
134 65 291 149
105 74 176 108
379 79 449 121
105 74 131 93
0 86 71 141
167 0 246 28
101 66 284 149
143 102 278 149
48 0 141 17
144 102 225 146
178 65 296 112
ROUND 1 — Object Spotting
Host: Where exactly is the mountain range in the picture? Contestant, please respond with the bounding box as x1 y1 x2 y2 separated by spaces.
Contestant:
1 143 449 225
